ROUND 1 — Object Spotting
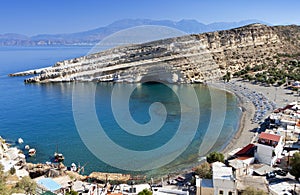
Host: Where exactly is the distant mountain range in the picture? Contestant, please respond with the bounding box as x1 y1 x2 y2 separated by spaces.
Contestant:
0 19 271 46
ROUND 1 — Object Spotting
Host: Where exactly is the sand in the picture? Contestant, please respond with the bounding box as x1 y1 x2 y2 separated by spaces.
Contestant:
211 79 299 157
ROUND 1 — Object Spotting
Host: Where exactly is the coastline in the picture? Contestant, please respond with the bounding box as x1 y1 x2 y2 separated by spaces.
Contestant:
212 78 298 157
220 83 257 156
206 80 257 157
1 79 296 183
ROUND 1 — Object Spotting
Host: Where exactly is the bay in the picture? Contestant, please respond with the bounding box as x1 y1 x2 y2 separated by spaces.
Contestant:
0 46 241 178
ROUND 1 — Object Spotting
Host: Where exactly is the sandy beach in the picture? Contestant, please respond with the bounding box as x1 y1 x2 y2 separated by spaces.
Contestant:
213 79 299 157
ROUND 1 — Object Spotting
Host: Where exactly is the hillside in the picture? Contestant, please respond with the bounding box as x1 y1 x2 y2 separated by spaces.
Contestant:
10 24 300 83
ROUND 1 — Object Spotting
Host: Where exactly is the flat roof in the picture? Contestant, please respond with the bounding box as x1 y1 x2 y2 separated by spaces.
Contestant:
253 164 274 176
229 159 244 169
212 162 234 180
269 180 299 195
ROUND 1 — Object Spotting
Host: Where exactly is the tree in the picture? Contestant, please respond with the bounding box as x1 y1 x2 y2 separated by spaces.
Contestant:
242 187 268 195
267 77 276 85
138 189 153 195
223 72 231 82
66 190 79 195
194 162 212 179
290 152 300 181
245 65 251 72
15 176 37 195
206 152 224 163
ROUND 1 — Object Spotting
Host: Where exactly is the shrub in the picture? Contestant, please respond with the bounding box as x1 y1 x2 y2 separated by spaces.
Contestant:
206 152 224 163
9 167 16 175
194 162 212 179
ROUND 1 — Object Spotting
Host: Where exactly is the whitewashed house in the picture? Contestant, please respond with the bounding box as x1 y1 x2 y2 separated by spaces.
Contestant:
196 162 237 195
212 162 237 195
255 132 284 166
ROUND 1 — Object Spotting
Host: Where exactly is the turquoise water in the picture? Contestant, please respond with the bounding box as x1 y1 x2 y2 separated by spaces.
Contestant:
0 46 241 178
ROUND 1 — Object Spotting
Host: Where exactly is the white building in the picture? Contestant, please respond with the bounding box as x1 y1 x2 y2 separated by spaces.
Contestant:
120 183 151 195
196 162 237 195
255 132 284 166
212 162 237 195
152 188 189 195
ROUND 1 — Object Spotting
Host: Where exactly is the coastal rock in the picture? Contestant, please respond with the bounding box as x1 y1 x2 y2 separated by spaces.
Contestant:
10 24 300 83
89 172 131 182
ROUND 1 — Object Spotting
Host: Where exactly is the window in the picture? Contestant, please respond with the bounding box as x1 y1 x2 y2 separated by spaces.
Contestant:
219 190 224 195
229 192 233 195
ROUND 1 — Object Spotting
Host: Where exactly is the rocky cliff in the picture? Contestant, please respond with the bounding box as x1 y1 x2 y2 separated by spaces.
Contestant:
10 24 300 83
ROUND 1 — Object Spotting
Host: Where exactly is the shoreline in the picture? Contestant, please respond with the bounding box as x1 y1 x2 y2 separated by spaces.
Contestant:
206 80 257 157
214 78 298 157
1 79 296 183
220 83 256 156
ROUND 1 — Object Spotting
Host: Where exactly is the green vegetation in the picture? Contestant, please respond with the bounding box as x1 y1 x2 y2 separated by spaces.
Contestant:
66 190 79 195
0 162 38 195
0 164 10 195
222 72 231 82
233 60 300 86
277 53 300 58
15 176 37 195
194 162 212 179
242 187 268 195
206 151 225 163
138 189 153 195
290 152 300 181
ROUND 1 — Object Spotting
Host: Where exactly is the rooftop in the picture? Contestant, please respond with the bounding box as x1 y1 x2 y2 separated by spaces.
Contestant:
269 179 300 195
212 162 234 181
229 159 245 169
236 175 268 192
259 132 281 142
235 143 255 156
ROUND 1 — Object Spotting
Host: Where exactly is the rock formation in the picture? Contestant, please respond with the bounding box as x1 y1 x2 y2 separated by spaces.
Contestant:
10 24 300 83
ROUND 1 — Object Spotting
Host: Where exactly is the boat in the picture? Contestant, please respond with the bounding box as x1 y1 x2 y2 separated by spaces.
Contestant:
70 163 77 172
17 138 24 144
53 145 64 162
28 148 36 157
54 152 64 162
24 145 30 150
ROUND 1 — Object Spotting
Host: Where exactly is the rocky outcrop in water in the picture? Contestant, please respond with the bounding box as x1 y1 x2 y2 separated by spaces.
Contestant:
10 24 300 83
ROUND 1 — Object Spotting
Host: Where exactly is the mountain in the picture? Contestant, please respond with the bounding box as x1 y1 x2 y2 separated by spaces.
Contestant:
10 24 300 84
0 19 270 46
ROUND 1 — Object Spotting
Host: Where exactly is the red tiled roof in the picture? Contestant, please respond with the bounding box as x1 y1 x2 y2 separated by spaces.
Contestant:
259 132 281 142
237 156 253 160
282 104 293 111
235 144 255 156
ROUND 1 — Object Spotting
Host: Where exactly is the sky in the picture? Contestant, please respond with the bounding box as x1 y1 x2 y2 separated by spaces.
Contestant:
1 0 299 36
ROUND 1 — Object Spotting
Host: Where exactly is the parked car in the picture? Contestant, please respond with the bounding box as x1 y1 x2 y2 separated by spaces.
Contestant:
169 180 177 185
266 171 276 179
275 169 288 176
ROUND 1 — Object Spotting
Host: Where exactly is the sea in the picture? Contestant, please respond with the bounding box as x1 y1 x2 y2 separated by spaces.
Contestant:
0 46 241 179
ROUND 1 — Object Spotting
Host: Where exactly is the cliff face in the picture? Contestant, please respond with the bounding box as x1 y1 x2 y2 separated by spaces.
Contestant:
11 24 300 83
